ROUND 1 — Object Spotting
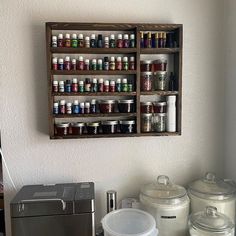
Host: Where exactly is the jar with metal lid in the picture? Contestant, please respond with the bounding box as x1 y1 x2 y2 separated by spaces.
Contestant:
117 99 134 113
140 175 190 236
99 100 116 113
71 122 85 135
153 113 166 132
153 101 167 113
154 71 168 91
141 113 152 132
55 123 70 136
101 120 118 134
119 120 136 133
141 102 153 113
188 172 236 222
189 206 235 236
141 72 153 91
86 122 100 135
153 59 167 71
140 60 153 72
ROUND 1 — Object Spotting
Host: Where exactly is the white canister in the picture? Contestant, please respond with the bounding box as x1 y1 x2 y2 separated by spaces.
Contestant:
140 175 190 236
189 206 235 236
188 172 236 222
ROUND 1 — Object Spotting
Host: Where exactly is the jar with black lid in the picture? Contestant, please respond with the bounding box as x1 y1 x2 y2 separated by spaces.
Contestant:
117 99 134 113
101 120 118 134
86 122 100 135
99 100 116 113
119 120 136 133
55 123 70 136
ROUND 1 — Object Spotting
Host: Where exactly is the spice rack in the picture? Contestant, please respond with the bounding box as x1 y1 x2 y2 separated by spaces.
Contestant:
46 22 182 139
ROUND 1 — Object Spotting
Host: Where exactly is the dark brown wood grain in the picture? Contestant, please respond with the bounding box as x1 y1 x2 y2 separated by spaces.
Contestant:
51 70 137 75
53 92 137 96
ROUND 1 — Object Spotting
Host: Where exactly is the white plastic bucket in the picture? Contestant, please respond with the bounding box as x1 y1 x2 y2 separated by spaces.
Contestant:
101 208 158 236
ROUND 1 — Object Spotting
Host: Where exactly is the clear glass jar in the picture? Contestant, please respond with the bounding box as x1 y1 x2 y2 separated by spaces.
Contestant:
55 123 70 136
99 100 116 113
86 122 100 135
141 72 153 91
153 101 167 113
119 120 136 133
101 120 118 134
71 122 85 135
141 102 153 113
154 71 168 91
153 113 166 132
140 60 153 72
153 59 167 71
141 113 152 132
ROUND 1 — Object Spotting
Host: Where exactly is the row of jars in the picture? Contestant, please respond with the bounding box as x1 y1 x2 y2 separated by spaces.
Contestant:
141 113 166 132
53 78 133 93
140 59 167 72
140 31 177 48
52 33 136 48
52 56 135 71
53 99 135 115
55 120 136 136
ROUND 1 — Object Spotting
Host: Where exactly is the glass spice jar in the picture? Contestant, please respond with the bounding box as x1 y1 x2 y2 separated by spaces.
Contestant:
71 59 77 70
86 122 100 135
141 102 153 113
65 33 71 47
78 34 84 48
84 59 90 70
117 34 123 48
122 57 129 70
118 99 134 113
79 80 84 93
147 32 152 48
109 34 116 48
116 57 122 70
154 71 168 91
140 60 153 72
98 78 104 92
141 113 153 132
103 57 109 70
116 78 121 92
59 100 66 114
130 34 135 48
57 33 64 47
129 57 135 70
65 80 71 93
85 102 90 114
153 113 166 132
109 57 115 70
72 100 80 114
104 36 109 48
85 78 91 92
71 122 85 135
97 59 103 70
71 33 78 48
99 100 116 113
90 34 96 48
85 36 90 48
119 120 136 133
104 80 109 92
97 34 103 48
140 31 144 48
101 120 118 134
91 59 97 70
72 78 78 92
153 101 167 113
80 102 85 114
109 80 115 92
141 72 153 91
55 123 70 136
91 78 98 92
66 102 72 114
123 34 129 48
90 99 97 113
64 56 71 70
52 57 58 70
122 78 128 92
58 58 64 70
51 35 57 47
78 56 84 70
59 81 65 93
153 59 167 71
53 102 59 114
53 80 59 92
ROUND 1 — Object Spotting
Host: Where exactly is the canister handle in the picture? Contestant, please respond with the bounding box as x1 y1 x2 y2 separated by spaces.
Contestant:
19 198 66 212
157 175 170 185
205 206 218 217
204 172 216 183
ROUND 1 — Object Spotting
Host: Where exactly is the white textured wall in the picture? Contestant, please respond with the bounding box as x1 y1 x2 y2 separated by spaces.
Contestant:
224 0 236 179
0 0 224 235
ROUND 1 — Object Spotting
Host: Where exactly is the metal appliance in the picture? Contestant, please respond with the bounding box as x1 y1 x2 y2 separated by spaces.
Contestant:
11 182 95 236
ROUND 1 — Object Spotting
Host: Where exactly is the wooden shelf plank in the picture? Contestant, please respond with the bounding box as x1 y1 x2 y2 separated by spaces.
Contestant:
140 91 179 96
53 92 137 96
53 113 137 118
51 47 137 54
140 48 180 54
140 132 181 136
51 70 137 75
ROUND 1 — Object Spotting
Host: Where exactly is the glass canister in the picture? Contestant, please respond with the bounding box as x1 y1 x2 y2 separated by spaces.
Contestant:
119 120 136 133
153 113 166 132
153 101 167 113
141 113 153 132
141 102 153 113
101 120 118 134
55 123 70 136
188 172 236 223
153 59 167 71
140 60 153 72
117 99 134 113
141 72 153 91
86 122 100 135
99 100 116 113
189 206 235 236
154 71 168 91
71 122 85 135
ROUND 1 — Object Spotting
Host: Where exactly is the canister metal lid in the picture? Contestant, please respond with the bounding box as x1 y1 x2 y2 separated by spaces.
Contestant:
154 113 166 117
140 60 153 64
99 100 116 104
153 101 167 106
101 120 118 125
141 72 152 76
154 71 167 75
71 122 85 127
189 206 234 233
86 122 100 127
119 120 135 125
141 113 153 117
56 123 70 128
118 99 134 104
141 102 153 106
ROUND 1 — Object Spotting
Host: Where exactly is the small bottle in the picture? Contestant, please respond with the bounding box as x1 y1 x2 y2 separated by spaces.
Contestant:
85 78 91 92
122 57 129 71
109 57 115 70
65 33 71 47
103 57 109 70
85 102 90 114
52 57 58 70
90 99 97 113
117 34 123 48
59 81 65 92
53 102 59 114
104 80 109 92
91 59 97 70
59 100 66 114
64 56 71 70
78 56 84 70
130 34 135 48
122 78 128 92
84 59 90 70
97 59 103 70
66 102 72 114
116 57 122 70
144 33 148 48
98 78 104 92
97 34 103 48
73 100 80 114
104 36 109 48
71 33 78 48
109 34 116 48
80 102 85 114
90 34 96 48
127 79 133 92
71 59 77 70
65 79 71 93
53 80 59 92
163 32 167 48
140 32 144 48
58 58 64 70
109 80 115 92
147 32 152 48
115 78 121 92
58 33 64 47
79 80 84 93
85 36 90 48
167 96 176 132
78 34 84 48
52 36 57 47
155 33 159 48
72 78 78 92
91 78 98 92
158 32 163 48
129 56 135 70
123 34 129 48
151 33 155 48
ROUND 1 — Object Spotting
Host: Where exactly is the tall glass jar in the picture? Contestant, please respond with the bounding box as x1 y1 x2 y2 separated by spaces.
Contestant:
141 113 152 132
141 72 153 91
153 113 166 132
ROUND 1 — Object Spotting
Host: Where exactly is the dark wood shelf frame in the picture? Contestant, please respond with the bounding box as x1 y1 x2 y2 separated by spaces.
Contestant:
46 22 183 139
